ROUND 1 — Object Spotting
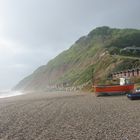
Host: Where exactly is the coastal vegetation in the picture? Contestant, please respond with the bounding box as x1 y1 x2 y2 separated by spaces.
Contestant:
14 26 140 91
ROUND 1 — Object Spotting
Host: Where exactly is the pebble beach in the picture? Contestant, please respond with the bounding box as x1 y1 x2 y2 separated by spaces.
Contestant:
0 91 140 140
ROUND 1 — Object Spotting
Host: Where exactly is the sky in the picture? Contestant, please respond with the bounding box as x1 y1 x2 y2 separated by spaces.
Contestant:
0 0 140 90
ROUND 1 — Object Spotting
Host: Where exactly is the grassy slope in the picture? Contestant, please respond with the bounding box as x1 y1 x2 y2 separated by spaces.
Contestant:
14 27 140 91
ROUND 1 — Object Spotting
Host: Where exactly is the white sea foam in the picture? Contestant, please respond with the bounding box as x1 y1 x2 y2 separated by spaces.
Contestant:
0 90 23 99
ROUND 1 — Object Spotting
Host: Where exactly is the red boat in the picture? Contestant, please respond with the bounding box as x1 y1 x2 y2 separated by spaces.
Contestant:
94 84 134 96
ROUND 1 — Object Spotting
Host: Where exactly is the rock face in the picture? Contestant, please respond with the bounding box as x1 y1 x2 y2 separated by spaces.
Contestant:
14 26 140 91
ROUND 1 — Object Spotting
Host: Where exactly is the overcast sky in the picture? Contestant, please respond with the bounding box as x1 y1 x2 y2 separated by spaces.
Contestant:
0 0 140 90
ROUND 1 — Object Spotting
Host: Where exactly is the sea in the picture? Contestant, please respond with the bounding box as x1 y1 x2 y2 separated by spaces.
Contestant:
0 90 23 99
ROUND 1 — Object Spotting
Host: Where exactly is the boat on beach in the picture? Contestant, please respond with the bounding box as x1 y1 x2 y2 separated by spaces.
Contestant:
94 78 134 96
94 84 134 96
127 92 140 100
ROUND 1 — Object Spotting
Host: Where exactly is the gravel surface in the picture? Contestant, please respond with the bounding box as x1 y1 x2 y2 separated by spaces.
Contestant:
0 91 140 140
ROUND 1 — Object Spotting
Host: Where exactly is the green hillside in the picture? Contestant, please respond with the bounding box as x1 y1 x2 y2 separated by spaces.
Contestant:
14 26 140 91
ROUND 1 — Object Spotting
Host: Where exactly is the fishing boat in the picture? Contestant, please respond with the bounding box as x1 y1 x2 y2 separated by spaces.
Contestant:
94 78 134 96
94 84 134 96
127 92 140 100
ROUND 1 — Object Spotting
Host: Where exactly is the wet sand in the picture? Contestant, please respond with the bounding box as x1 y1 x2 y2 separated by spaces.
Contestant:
0 91 140 140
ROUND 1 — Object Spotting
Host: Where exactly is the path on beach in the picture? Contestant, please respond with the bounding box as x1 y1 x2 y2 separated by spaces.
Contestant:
0 91 140 140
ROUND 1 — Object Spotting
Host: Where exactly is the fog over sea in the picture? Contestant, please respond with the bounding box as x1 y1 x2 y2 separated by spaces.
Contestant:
0 90 23 99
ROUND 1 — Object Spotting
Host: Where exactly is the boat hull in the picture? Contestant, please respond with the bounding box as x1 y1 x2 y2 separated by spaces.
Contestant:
94 84 134 96
127 92 140 100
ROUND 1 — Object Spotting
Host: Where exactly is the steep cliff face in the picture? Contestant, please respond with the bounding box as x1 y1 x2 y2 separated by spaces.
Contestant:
14 26 140 91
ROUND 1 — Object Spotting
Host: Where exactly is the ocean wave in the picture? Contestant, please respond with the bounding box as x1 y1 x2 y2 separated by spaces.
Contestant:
0 90 23 99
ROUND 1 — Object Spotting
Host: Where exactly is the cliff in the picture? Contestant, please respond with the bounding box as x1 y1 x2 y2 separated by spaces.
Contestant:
14 26 140 91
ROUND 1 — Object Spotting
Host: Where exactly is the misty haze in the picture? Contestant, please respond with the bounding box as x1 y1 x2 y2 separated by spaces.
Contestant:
0 0 140 139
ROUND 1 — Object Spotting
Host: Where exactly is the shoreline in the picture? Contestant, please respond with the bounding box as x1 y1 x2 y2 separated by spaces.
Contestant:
0 90 25 99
